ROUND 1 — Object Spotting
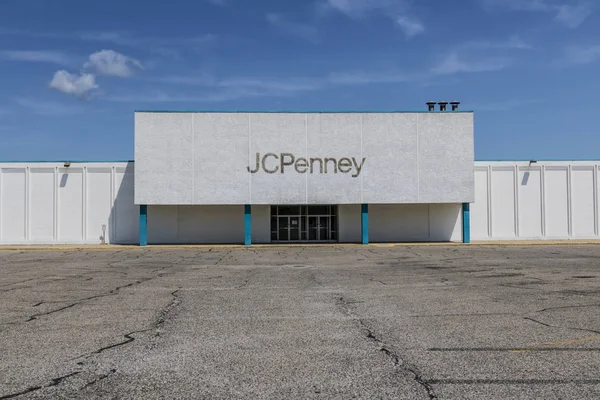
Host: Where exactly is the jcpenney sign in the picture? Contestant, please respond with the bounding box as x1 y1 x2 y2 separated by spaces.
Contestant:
247 153 366 178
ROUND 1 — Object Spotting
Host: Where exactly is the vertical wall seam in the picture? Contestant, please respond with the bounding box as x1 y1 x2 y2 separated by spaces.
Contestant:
541 165 546 237
514 166 519 238
25 166 29 241
110 166 115 244
487 165 492 238
191 114 195 204
53 167 58 242
595 165 599 236
248 113 252 204
360 114 363 204
416 114 420 203
567 165 572 237
304 114 308 203
82 166 87 241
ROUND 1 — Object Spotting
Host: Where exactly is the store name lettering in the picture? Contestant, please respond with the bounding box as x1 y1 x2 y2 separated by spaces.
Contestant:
247 153 366 178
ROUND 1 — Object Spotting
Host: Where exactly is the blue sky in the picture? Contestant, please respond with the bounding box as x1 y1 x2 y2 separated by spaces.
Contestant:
0 0 599 161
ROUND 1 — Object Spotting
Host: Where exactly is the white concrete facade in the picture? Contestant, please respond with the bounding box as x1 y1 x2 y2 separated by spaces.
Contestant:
0 160 598 244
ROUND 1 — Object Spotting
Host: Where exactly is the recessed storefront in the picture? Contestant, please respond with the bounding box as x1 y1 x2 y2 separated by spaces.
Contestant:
271 205 338 243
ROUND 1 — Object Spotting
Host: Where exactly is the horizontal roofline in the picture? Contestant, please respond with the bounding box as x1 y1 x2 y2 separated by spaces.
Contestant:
1 159 597 163
0 160 134 163
134 110 474 114
475 159 600 162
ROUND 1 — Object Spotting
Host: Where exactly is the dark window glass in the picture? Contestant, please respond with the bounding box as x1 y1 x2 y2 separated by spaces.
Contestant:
308 205 329 215
271 232 277 241
278 206 301 216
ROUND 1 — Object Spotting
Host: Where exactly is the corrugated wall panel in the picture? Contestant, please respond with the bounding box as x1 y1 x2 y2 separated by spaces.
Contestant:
1 168 27 242
544 167 569 238
491 167 516 238
57 168 84 241
571 167 595 237
29 168 55 242
518 167 543 238
472 168 490 239
113 166 138 244
86 168 112 243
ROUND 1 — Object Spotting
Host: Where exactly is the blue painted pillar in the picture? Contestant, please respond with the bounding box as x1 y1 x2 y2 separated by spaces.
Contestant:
244 204 252 246
361 204 369 245
462 203 471 244
139 205 148 247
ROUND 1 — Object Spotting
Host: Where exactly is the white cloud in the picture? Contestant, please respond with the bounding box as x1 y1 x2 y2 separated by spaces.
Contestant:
321 0 422 38
328 71 411 84
266 14 319 43
564 45 600 65
554 4 593 28
0 50 72 65
395 16 424 37
481 0 593 28
84 50 143 78
49 70 98 98
460 35 532 50
431 53 507 75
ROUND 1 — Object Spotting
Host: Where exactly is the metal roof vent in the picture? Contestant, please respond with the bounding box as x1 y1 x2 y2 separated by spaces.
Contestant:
438 101 448 112
426 101 436 112
450 101 460 111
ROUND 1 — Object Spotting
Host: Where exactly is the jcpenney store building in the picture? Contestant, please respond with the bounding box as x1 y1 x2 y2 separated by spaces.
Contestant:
5 108 597 246
135 110 474 245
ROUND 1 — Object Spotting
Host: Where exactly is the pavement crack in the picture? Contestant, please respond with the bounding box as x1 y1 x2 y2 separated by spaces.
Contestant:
154 288 182 335
0 372 81 399
537 303 600 313
81 369 117 389
524 317 600 335
23 264 175 323
338 296 437 399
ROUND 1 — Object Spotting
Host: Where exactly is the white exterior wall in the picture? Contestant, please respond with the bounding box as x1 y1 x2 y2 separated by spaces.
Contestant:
369 204 462 242
0 162 138 244
472 161 600 240
1 160 600 244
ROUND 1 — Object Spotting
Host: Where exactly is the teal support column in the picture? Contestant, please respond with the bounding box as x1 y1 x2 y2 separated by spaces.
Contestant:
139 205 147 247
244 205 252 246
361 204 369 245
462 203 471 244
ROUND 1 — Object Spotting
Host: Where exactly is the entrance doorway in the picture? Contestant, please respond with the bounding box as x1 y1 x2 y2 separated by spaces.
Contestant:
271 205 338 243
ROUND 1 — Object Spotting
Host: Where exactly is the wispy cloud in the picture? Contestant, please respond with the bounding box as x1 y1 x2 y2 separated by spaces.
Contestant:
106 76 323 103
84 50 143 78
395 16 424 38
16 98 85 116
49 71 98 98
328 71 412 84
563 45 600 65
0 50 74 66
431 52 507 75
320 0 424 38
266 14 319 43
481 0 593 28
459 35 532 51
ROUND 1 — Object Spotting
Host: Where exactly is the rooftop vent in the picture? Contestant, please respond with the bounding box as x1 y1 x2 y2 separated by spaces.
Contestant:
438 101 448 112
426 101 436 112
450 101 460 111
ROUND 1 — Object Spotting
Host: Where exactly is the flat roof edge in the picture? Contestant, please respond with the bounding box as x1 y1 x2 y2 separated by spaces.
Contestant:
134 110 474 114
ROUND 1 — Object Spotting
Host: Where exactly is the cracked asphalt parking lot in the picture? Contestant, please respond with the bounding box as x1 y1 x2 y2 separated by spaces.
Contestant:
1 246 600 399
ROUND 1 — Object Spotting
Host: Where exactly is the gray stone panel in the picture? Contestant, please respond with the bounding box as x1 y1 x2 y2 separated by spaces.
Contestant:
418 113 474 203
135 113 193 204
362 113 418 203
306 114 362 204
135 111 474 205
250 113 307 204
193 113 249 204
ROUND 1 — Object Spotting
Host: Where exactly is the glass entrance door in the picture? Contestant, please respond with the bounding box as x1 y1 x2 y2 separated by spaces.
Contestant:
271 206 338 243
